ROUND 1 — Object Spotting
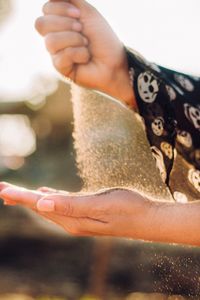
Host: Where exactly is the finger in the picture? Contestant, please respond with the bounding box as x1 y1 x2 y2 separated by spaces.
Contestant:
37 186 58 193
35 15 82 36
45 31 88 54
36 193 97 217
53 46 90 76
0 187 44 209
36 188 117 220
48 0 96 19
0 186 75 213
38 186 70 196
0 182 21 205
0 181 17 192
43 2 81 18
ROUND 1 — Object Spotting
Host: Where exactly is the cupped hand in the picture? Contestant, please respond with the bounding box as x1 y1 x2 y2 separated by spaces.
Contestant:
35 0 135 106
0 182 152 238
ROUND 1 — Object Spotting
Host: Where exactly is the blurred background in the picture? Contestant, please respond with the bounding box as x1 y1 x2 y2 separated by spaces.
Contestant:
0 0 200 299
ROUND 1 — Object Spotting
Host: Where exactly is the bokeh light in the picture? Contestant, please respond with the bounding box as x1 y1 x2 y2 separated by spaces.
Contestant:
0 114 36 157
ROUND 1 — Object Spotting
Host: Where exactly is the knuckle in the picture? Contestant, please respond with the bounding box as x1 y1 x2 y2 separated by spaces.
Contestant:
78 48 90 62
63 201 74 217
53 62 64 75
83 49 90 61
45 34 56 53
37 186 45 191
53 54 62 70
53 49 72 71
52 61 65 77
70 32 83 46
35 17 45 34
65 47 74 59
79 35 86 45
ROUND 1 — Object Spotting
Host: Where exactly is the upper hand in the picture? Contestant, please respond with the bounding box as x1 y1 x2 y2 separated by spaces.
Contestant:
2 183 199 246
35 0 135 106
0 182 151 238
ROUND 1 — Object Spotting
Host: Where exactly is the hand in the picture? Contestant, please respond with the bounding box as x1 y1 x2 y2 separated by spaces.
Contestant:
2 182 200 246
0 182 152 238
35 0 136 107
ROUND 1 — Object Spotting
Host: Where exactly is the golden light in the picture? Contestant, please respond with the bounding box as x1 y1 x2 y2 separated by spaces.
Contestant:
0 114 36 157
3 156 25 170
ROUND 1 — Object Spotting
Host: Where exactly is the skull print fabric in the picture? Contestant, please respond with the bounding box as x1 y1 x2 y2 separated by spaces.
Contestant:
126 48 200 201
138 72 160 103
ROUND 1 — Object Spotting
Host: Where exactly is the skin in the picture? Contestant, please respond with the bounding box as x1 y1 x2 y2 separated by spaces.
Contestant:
1 1 200 246
1 182 200 246
35 0 137 107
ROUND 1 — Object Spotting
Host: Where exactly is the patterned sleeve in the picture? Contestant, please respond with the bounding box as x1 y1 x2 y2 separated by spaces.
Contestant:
126 47 200 202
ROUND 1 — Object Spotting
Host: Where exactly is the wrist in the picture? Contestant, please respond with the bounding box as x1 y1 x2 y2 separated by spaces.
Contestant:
98 47 137 109
120 192 156 240
107 67 137 109
136 200 200 246
130 200 183 244
161 201 200 246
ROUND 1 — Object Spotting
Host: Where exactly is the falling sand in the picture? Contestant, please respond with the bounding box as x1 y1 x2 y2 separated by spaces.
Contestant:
71 84 173 202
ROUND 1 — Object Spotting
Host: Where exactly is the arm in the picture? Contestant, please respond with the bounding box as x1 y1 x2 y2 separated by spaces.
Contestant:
1 182 200 246
37 1 200 199
2 2 199 246
145 200 200 246
126 48 200 201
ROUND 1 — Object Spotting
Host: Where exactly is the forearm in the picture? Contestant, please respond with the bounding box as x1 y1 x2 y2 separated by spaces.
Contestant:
132 200 200 246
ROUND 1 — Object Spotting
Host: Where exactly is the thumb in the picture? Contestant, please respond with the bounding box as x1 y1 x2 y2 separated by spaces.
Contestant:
37 188 122 217
37 193 95 217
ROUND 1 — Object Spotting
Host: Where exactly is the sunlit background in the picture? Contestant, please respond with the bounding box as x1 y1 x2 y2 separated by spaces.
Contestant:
1 0 200 99
1 0 200 174
1 1 200 299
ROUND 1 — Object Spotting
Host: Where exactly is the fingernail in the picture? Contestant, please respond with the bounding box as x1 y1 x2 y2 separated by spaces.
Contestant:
37 199 55 212
68 8 80 18
72 21 82 32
